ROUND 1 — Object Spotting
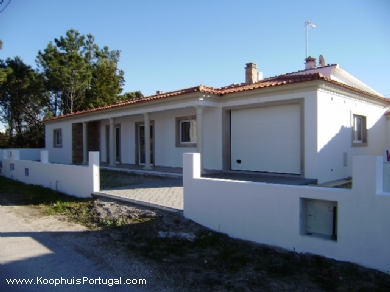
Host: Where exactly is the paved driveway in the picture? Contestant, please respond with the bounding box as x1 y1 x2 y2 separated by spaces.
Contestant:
95 170 317 212
96 176 184 211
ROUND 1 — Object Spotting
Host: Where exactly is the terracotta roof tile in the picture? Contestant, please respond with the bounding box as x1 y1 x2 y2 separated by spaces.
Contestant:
43 72 389 122
216 73 325 94
44 85 209 121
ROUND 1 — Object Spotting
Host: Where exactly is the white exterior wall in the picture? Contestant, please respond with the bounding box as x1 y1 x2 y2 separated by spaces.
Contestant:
99 119 111 163
116 115 139 164
152 107 221 170
184 153 390 273
1 148 43 161
202 107 222 170
119 116 138 164
153 109 196 168
42 85 388 179
303 94 318 179
45 121 73 164
317 90 388 183
96 107 222 169
99 116 139 164
99 119 108 162
2 150 99 198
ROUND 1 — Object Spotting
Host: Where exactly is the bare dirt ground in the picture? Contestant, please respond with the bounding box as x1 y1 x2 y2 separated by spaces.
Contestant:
2 196 390 291
0 199 182 291
89 198 390 291
1 170 389 291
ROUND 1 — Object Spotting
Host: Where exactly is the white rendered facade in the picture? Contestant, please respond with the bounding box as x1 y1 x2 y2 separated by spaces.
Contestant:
44 64 390 184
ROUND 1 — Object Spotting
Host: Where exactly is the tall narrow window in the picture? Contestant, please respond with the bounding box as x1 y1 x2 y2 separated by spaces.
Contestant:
353 116 362 142
53 129 62 148
352 115 367 145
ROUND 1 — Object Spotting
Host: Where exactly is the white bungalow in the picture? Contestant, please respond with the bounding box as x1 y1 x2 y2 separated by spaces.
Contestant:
43 57 390 184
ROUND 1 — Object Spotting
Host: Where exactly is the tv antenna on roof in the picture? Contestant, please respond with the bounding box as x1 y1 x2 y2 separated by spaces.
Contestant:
305 20 317 58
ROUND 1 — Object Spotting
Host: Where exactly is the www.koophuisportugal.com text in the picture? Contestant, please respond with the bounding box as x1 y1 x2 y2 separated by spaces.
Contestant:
5 276 146 287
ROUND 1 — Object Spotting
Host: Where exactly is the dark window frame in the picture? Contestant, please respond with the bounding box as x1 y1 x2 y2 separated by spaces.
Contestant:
175 116 197 148
352 114 367 146
53 128 62 148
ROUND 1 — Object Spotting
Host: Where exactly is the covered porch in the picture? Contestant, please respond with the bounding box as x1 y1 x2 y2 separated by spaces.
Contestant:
73 92 219 173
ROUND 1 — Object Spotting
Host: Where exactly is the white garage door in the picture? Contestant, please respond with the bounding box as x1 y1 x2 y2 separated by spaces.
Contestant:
231 104 301 174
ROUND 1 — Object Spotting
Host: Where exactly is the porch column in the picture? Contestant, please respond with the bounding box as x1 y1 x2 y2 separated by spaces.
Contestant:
109 118 115 166
143 112 152 169
82 122 88 165
143 112 152 170
196 106 204 173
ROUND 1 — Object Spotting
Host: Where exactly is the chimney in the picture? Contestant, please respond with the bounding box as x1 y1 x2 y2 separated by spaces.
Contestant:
305 56 317 70
245 62 259 84
318 55 326 67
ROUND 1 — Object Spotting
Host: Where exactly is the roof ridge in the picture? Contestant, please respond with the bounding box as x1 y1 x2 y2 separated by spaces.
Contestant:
283 64 338 75
275 72 325 79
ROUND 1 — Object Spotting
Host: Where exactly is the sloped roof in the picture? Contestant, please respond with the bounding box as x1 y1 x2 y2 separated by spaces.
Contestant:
43 72 389 122
283 64 338 76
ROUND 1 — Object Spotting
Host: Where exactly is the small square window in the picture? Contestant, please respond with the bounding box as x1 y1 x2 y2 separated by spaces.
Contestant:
176 116 197 147
352 115 367 146
53 129 62 148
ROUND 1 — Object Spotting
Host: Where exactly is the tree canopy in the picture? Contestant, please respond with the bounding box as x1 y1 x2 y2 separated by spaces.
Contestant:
37 29 126 116
0 28 143 148
0 57 46 147
119 91 144 101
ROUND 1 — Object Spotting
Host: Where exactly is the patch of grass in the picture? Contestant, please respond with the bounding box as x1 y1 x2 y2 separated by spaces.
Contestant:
340 264 361 278
311 255 333 269
0 176 90 206
193 231 226 248
312 274 338 291
267 261 297 277
335 182 352 189
0 176 95 227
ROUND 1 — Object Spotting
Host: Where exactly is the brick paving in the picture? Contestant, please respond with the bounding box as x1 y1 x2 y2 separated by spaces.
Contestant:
95 165 317 212
95 173 184 211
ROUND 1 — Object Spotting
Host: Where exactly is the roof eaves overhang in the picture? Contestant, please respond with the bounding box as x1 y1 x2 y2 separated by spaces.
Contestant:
218 81 320 102
317 79 390 108
43 91 220 124
331 66 384 97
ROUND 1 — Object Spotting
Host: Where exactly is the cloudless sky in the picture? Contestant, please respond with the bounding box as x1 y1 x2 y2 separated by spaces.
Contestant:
1 0 389 130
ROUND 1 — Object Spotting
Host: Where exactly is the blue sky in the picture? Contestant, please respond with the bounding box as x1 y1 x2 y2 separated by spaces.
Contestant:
1 0 389 130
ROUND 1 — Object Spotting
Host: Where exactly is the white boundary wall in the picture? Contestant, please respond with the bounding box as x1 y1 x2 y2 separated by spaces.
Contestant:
0 148 43 163
2 150 100 198
183 153 390 274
